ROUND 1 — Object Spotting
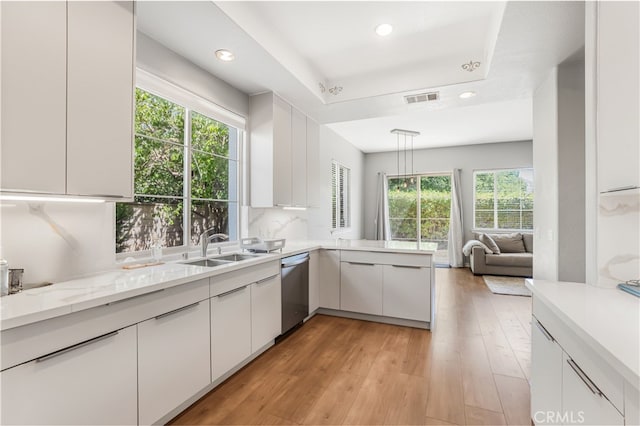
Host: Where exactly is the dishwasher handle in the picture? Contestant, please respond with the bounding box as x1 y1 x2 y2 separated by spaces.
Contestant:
281 253 309 268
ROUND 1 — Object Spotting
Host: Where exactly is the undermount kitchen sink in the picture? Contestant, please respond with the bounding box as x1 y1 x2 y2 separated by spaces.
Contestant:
215 253 260 262
184 259 232 268
183 253 261 268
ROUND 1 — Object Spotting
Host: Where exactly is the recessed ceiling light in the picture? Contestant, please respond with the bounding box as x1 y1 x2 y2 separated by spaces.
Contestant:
215 49 235 62
375 23 393 37
459 91 476 99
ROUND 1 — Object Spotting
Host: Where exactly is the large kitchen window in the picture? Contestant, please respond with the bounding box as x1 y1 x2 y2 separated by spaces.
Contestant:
473 168 534 231
116 87 240 253
331 161 351 230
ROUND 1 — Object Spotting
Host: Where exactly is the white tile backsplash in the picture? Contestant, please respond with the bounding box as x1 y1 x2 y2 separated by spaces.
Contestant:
0 202 116 284
247 208 308 240
597 189 640 287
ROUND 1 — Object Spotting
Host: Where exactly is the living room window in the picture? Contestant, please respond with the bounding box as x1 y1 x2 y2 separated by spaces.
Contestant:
331 161 351 230
115 86 241 253
473 168 534 231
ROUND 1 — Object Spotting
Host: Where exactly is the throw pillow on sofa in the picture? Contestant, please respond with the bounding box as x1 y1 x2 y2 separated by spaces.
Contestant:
478 233 500 254
491 232 526 253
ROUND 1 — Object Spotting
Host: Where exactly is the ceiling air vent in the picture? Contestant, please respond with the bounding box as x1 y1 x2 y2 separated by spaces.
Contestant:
404 91 439 104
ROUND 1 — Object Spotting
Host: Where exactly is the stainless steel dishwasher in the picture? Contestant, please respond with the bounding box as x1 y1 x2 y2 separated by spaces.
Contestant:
280 252 309 335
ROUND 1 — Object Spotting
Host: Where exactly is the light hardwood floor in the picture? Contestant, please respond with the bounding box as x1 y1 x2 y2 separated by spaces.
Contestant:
170 268 532 426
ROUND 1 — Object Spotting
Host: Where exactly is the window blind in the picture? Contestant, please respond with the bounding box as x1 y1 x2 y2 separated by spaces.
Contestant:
331 160 351 230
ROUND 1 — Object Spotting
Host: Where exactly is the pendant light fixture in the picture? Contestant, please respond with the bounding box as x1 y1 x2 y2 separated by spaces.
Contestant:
391 129 420 185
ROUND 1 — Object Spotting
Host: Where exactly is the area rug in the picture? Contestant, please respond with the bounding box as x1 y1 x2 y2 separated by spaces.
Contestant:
483 275 532 297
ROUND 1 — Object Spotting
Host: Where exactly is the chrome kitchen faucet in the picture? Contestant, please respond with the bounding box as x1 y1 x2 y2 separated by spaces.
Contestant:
200 229 229 257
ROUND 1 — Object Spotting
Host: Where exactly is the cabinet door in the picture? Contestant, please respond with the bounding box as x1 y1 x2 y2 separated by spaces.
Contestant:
309 251 320 313
562 352 623 425
596 1 640 192
66 1 134 198
251 274 282 352
340 262 382 315
306 118 320 208
319 249 341 309
0 1 67 194
382 265 430 321
138 300 211 425
0 325 137 425
211 285 252 381
291 107 307 207
272 95 292 206
530 318 563 424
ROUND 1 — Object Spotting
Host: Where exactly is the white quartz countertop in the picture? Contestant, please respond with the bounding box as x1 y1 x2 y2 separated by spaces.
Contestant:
526 279 640 387
1 240 434 331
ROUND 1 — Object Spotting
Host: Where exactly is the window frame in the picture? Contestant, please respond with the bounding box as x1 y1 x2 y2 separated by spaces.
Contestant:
472 167 534 232
386 172 452 243
116 73 244 257
331 160 351 231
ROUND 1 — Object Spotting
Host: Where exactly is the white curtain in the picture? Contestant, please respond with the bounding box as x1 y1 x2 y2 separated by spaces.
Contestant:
374 172 391 240
448 169 464 267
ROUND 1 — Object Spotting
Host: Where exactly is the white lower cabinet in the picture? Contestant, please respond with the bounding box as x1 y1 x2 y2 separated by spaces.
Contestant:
251 273 282 351
318 249 340 309
308 250 320 313
211 285 252 382
382 265 430 321
531 310 626 426
0 325 137 425
340 261 382 315
530 318 563 424
137 299 211 425
562 352 623 425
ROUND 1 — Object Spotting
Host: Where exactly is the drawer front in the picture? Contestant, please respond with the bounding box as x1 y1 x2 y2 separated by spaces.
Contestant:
210 260 280 296
562 352 624 425
340 250 431 267
1 278 209 370
138 299 211 425
533 297 624 412
1 325 137 425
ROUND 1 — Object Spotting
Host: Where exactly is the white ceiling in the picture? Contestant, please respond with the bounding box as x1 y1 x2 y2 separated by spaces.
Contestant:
136 1 585 153
328 98 533 152
217 1 506 103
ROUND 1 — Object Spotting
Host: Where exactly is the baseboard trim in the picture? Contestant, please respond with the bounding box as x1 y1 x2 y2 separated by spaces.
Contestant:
316 308 431 330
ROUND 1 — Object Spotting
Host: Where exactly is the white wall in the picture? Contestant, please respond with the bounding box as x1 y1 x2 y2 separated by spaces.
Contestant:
136 32 249 118
247 125 365 241
363 140 533 243
533 69 560 281
532 53 587 283
308 126 365 240
557 55 586 283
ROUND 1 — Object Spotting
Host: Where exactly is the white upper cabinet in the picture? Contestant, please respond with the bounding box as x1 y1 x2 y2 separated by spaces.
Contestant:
291 107 307 207
0 1 134 199
596 1 639 192
1 1 67 194
66 1 134 198
250 92 311 207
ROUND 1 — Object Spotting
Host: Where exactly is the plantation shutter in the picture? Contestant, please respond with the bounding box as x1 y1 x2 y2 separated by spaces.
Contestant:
331 160 351 230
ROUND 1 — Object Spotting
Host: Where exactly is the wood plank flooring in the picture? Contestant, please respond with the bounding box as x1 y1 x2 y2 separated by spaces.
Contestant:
170 268 531 426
